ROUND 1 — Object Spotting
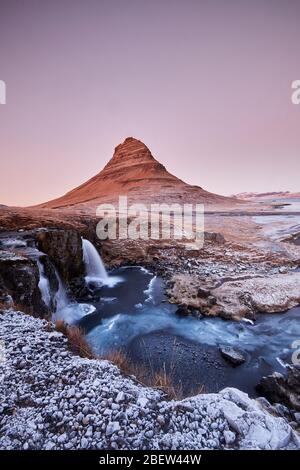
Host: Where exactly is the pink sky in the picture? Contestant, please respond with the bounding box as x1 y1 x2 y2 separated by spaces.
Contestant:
0 0 299 206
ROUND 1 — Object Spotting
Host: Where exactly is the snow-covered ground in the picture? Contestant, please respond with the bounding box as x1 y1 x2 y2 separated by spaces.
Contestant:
0 309 299 450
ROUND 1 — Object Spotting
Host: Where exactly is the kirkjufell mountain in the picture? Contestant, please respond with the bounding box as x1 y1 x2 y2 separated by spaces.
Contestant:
39 137 237 209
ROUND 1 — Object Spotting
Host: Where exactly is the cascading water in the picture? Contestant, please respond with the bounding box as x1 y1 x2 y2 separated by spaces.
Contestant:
36 238 122 325
54 269 69 312
36 259 70 321
82 238 121 287
82 238 109 284
37 259 51 308
52 256 98 324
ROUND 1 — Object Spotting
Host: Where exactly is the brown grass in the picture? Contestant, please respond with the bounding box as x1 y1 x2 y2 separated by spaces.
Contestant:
103 350 132 375
150 364 183 400
55 320 94 359
100 349 183 400
55 319 68 335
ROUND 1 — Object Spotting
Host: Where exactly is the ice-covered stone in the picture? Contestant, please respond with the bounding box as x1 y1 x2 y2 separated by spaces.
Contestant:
0 310 299 451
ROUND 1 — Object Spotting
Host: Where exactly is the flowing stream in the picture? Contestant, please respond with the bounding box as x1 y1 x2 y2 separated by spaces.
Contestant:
73 266 300 397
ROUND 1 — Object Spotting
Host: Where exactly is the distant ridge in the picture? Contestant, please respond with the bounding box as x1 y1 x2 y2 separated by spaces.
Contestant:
234 191 300 200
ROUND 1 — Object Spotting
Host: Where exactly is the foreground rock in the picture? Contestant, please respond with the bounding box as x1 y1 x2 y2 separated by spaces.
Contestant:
219 346 246 366
168 272 300 321
257 366 300 411
36 229 84 285
0 251 47 316
0 228 89 312
0 309 299 450
212 273 300 319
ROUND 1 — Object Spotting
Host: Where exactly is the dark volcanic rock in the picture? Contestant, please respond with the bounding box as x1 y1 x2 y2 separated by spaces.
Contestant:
219 346 246 366
175 304 203 319
175 304 191 316
197 287 210 298
0 250 48 317
256 365 300 411
36 229 84 285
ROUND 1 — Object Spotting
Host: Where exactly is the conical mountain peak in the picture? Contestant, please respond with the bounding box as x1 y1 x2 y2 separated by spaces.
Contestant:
105 137 156 168
38 137 234 209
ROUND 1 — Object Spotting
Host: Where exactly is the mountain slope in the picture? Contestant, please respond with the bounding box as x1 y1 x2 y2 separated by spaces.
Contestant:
39 137 237 209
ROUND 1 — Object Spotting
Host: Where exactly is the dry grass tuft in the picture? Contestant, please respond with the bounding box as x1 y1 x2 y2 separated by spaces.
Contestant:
150 365 183 400
54 319 68 335
67 326 94 359
103 350 132 375
101 350 183 400
55 320 94 359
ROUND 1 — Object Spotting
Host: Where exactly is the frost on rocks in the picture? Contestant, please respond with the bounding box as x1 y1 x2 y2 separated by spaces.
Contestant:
0 309 299 450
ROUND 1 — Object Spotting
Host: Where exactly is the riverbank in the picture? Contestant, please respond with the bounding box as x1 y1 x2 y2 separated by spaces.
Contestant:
1 309 299 450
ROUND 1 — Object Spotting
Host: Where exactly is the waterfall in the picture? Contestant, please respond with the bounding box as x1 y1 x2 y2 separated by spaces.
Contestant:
54 269 69 312
53 266 96 324
36 250 95 325
37 254 68 313
82 238 109 284
37 259 51 308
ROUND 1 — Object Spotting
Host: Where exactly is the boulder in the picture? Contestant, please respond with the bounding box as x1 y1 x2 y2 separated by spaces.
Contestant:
167 274 221 317
256 366 300 411
219 346 246 366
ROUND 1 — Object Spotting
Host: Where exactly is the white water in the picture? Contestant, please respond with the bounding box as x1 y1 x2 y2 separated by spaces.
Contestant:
82 238 109 283
52 269 95 324
82 238 122 287
37 259 51 307
1 238 27 248
54 269 69 312
54 301 96 324
37 238 123 324
143 276 160 305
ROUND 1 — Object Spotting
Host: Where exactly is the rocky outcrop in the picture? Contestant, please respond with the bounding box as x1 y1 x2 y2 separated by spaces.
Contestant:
0 251 48 317
167 271 300 320
211 272 300 320
0 309 299 450
167 274 220 317
36 229 84 285
0 228 96 314
256 366 300 411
